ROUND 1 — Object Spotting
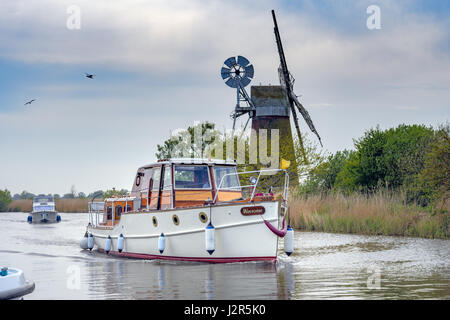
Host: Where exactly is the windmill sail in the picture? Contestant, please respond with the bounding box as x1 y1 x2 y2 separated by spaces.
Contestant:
272 10 322 162
291 93 322 147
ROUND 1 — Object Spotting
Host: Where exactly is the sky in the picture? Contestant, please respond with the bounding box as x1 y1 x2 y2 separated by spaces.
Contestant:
0 0 449 196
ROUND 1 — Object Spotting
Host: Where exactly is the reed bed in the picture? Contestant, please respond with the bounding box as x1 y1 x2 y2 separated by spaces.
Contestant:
8 200 32 212
288 191 449 239
8 199 91 213
55 199 90 212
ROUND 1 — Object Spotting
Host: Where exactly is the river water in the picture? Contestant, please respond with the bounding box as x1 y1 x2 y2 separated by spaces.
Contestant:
0 212 448 300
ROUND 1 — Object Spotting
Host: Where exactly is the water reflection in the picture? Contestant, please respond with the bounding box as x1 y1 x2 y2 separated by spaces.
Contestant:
84 258 280 300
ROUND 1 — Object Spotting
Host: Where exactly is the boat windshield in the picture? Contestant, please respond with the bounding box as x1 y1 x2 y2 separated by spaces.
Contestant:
213 166 240 190
174 165 211 189
33 196 53 203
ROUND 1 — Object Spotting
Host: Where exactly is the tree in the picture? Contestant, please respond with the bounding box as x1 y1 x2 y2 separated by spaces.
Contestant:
382 124 433 188
88 190 104 199
156 122 222 160
416 124 450 208
19 190 35 200
353 126 387 189
104 188 128 198
295 133 329 194
334 151 361 193
348 124 433 192
0 189 12 212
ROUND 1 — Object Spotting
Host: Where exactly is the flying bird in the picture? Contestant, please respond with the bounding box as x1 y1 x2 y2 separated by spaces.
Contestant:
85 73 95 79
24 99 35 105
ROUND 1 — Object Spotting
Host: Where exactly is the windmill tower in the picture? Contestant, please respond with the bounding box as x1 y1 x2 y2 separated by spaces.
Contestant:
220 10 322 184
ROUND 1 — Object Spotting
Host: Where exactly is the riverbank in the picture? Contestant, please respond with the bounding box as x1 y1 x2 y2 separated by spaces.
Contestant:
7 199 90 213
288 192 449 239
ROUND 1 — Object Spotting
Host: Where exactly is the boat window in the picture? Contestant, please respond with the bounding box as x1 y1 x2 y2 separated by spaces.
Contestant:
33 196 53 203
140 169 152 192
151 167 161 191
214 166 240 190
174 165 211 189
106 206 112 220
115 205 122 217
162 165 172 190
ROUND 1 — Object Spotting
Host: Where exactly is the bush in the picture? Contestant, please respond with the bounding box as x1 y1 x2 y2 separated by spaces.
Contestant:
0 189 12 212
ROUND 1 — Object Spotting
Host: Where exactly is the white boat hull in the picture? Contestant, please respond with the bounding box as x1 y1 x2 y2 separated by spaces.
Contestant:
87 201 280 263
30 211 59 223
0 268 35 300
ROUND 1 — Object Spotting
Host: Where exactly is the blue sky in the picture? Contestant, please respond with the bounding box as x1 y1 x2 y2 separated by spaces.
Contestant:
0 0 449 196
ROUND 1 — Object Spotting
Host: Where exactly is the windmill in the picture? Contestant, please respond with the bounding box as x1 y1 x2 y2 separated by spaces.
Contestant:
271 9 322 163
220 56 256 136
220 11 323 179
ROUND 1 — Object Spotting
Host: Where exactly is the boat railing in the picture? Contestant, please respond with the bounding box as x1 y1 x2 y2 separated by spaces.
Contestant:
213 168 289 213
88 201 105 227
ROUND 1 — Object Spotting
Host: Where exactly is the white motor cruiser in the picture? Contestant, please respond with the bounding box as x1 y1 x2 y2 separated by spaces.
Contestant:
28 195 61 223
82 158 294 263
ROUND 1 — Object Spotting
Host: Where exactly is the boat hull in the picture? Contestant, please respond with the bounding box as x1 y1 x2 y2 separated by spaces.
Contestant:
87 201 280 263
0 268 35 300
30 211 59 223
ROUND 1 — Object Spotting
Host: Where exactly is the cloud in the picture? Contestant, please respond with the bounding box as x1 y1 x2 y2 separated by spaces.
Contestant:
0 0 449 194
0 0 449 87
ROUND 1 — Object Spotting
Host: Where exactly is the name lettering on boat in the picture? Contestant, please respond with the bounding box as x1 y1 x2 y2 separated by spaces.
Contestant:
240 206 265 216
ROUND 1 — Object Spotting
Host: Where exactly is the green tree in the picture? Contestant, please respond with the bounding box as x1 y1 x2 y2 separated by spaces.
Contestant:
19 190 35 200
334 151 361 193
416 124 450 208
353 126 387 189
104 188 129 198
88 190 104 199
0 189 12 212
349 124 434 192
156 122 221 160
382 124 434 188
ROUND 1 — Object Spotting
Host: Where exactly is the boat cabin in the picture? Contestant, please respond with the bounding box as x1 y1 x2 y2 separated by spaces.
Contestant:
32 195 56 212
100 159 247 226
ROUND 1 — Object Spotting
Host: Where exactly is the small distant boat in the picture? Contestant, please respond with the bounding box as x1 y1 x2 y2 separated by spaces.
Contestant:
28 195 61 223
0 267 35 300
82 158 294 263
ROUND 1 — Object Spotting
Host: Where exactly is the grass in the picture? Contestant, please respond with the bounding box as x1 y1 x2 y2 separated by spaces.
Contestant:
7 199 91 213
288 190 449 239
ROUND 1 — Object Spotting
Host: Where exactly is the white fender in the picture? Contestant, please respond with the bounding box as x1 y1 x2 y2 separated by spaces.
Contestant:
80 232 88 250
284 226 294 256
117 234 124 253
105 235 112 254
205 223 215 255
158 233 165 254
87 233 94 251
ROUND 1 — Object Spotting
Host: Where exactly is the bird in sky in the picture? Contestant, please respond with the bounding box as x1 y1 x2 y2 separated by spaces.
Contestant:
24 99 35 105
85 73 95 79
